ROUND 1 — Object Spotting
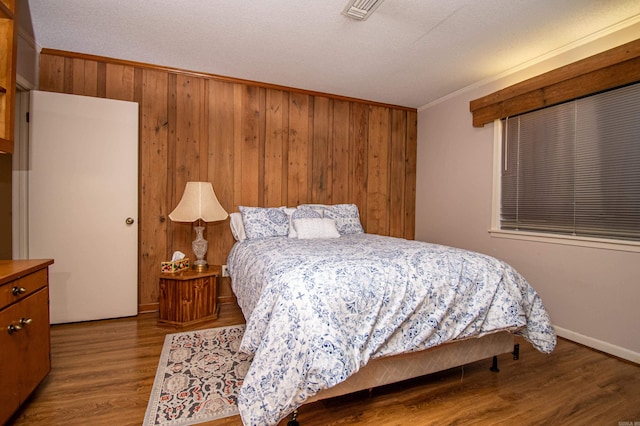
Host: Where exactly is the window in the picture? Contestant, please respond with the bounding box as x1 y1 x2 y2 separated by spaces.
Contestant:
500 82 640 242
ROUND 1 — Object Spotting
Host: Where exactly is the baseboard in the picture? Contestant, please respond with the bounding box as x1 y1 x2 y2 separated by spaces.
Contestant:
555 326 640 364
218 295 238 305
138 302 159 314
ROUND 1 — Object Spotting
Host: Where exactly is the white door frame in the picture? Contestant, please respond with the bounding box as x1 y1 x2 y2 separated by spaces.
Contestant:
12 90 30 260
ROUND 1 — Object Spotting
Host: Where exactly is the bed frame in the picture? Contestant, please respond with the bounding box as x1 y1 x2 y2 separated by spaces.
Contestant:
239 325 520 426
284 332 518 424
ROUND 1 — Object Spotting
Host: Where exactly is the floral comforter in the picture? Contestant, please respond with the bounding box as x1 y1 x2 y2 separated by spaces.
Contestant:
227 234 556 425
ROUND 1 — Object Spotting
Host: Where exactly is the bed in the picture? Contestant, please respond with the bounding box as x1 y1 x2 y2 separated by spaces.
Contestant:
227 204 556 426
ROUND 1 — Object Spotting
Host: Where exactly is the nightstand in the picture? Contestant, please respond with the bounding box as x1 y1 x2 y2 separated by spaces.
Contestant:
158 265 220 327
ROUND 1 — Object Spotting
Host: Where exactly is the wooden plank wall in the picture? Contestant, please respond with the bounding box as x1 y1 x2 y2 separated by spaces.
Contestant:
38 50 417 312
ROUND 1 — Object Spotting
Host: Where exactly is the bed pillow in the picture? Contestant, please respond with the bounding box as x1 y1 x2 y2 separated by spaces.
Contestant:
294 218 340 239
323 204 364 235
288 207 323 238
281 207 296 238
229 212 247 241
239 206 289 239
297 204 327 217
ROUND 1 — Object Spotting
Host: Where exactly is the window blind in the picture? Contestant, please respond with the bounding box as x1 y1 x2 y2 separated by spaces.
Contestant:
501 82 640 241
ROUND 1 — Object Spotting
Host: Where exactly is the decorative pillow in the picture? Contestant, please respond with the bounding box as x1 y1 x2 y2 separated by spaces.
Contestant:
294 218 340 239
229 212 247 241
323 204 364 235
288 207 323 238
239 206 289 239
297 204 327 217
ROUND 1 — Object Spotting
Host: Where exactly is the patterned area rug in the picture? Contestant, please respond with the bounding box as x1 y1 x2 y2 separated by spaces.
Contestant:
144 325 251 425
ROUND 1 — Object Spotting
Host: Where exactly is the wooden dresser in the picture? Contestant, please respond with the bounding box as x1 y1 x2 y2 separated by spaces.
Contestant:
0 259 54 425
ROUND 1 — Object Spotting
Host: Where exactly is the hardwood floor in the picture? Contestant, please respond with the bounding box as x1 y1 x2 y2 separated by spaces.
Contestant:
7 303 640 426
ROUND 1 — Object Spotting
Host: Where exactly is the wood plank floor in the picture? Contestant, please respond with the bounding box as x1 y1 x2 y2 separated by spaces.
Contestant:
7 303 640 426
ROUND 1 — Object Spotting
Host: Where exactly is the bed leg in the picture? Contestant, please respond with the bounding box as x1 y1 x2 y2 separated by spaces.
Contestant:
512 343 520 360
489 355 500 372
287 410 300 426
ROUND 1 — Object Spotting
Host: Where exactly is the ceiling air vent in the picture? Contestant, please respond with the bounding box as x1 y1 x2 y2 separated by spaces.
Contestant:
342 0 386 21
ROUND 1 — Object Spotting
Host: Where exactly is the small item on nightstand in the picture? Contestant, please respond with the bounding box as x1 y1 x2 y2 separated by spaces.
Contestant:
160 251 190 273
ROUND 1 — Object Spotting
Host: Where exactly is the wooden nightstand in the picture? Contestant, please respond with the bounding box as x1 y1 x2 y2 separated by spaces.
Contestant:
158 265 220 327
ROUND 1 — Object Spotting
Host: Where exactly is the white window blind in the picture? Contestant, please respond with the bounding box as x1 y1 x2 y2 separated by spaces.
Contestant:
501 82 640 241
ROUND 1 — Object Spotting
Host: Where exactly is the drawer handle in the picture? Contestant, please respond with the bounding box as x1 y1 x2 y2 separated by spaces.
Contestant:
6 318 32 335
12 286 27 296
7 323 22 334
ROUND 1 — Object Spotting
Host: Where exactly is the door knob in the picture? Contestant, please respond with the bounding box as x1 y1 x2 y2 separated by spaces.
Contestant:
126 217 135 225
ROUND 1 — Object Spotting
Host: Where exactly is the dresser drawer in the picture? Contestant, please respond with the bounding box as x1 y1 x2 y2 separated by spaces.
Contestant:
0 268 48 310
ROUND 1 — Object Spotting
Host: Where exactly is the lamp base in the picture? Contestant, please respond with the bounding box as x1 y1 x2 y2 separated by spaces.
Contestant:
192 262 209 272
192 225 209 273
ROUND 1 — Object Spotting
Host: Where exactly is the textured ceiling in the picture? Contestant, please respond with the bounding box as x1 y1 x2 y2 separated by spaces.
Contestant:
24 0 640 108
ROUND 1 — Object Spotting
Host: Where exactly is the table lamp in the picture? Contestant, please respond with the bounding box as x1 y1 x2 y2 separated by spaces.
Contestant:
169 182 228 271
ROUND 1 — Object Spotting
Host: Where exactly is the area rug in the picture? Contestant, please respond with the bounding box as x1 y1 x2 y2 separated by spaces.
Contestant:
144 324 251 426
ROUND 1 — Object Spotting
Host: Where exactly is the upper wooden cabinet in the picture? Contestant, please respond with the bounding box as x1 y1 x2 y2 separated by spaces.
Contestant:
0 0 14 13
0 0 17 154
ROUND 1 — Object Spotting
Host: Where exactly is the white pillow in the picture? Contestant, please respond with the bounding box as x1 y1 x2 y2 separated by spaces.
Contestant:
294 218 340 239
229 212 246 241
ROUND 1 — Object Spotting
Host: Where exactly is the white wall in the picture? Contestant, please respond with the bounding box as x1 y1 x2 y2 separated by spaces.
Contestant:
416 23 640 363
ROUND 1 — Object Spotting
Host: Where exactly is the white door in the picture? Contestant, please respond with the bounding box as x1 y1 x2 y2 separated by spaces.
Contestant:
28 90 138 324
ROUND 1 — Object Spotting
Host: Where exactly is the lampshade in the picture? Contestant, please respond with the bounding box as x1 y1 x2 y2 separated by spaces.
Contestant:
169 182 228 223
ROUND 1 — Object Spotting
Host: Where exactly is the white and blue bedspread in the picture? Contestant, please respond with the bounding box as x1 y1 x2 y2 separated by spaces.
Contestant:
227 234 556 425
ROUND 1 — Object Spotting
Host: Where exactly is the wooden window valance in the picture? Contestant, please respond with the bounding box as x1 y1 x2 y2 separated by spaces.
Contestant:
470 38 640 127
